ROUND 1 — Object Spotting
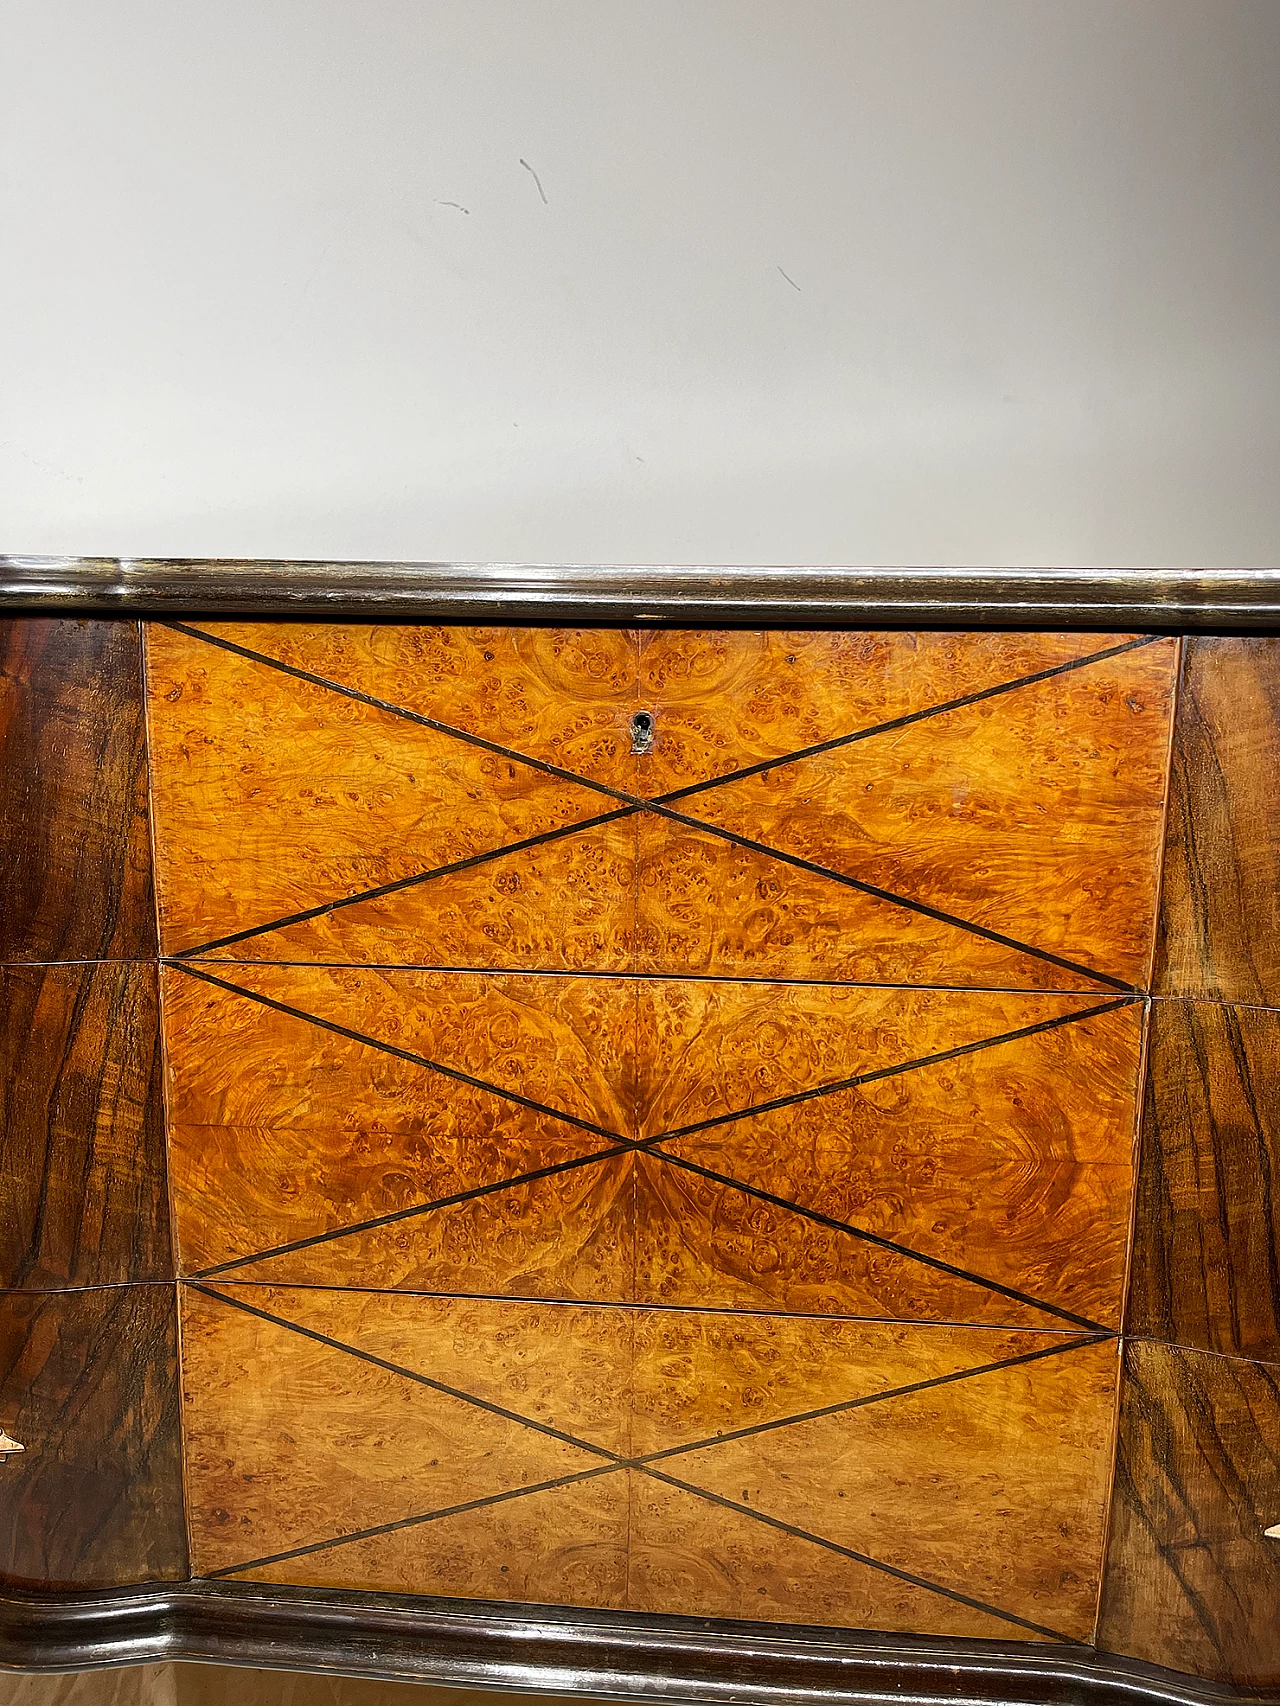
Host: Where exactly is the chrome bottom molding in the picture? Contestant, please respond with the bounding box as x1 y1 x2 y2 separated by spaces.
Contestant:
3 559 1280 628
0 1585 1269 1705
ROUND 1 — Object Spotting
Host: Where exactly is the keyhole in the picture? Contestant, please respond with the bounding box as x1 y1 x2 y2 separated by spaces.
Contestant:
630 710 655 754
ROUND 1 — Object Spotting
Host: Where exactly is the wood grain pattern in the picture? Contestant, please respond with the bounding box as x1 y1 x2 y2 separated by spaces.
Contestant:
625 1472 1044 1638
650 996 1141 1327
198 622 640 791
164 967 1140 1322
1129 999 1280 1360
631 1153 1070 1325
625 1311 1066 1455
182 1286 603 1579
633 980 1127 1139
236 1475 631 1609
0 617 155 962
634 818 1095 988
0 962 171 1288
217 818 637 972
0 1285 186 1590
162 964 632 1281
186 1287 1102 1638
163 963 633 1135
224 1158 634 1299
1097 1339 1280 1688
633 630 1131 796
1155 637 1280 1004
677 1335 1118 1642
145 625 615 955
254 1290 635 1454
683 640 1176 990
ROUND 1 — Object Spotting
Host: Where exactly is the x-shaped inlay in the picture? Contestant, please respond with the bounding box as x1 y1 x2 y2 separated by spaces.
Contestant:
191 1280 1106 1644
175 957 1131 1332
162 619 1157 992
160 622 1154 1330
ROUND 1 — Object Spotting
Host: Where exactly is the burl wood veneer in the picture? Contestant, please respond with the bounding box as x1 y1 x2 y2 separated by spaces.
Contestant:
0 618 155 963
160 963 1140 1328
182 1284 1114 1642
146 623 1175 990
140 620 1180 1646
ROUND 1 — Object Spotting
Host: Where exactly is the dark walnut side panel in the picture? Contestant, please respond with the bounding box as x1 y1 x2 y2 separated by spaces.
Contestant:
0 617 155 963
1129 999 1280 1361
1156 637 1280 1005
0 1285 187 1590
0 962 171 1289
1097 1339 1280 1689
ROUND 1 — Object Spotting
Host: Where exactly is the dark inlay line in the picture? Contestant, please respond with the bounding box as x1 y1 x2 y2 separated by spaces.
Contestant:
195 958 1135 997
201 1463 620 1579
189 1283 619 1461
170 962 624 1143
194 1285 1103 1632
636 1466 1082 1644
653 635 1162 805
191 1000 1133 1315
637 807 1136 995
173 807 637 959
636 1332 1109 1466
191 1144 626 1280
165 621 1133 991
160 620 634 800
204 1339 1104 1580
203 1279 1091 1332
653 1149 1109 1332
647 996 1138 1143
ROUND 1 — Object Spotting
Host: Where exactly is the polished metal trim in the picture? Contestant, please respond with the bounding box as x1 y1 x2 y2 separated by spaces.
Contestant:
0 1584 1270 1702
3 558 1280 628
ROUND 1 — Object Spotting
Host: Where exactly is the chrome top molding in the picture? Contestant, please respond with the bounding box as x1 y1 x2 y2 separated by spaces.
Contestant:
3 557 1280 628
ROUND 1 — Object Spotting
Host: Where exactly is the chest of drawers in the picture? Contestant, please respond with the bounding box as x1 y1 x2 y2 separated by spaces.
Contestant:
2 561 1279 1702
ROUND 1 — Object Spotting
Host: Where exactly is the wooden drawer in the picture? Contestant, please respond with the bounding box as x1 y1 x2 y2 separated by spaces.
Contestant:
142 623 1174 1637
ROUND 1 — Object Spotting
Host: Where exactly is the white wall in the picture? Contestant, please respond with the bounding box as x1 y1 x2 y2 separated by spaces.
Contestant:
2 0 1278 567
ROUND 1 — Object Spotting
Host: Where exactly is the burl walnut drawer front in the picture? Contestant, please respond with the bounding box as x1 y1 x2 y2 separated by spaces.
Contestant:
145 624 1177 1643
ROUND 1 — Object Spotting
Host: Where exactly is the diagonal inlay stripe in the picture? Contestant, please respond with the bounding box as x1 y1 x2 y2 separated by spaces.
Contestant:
189 994 1131 1324
653 634 1162 806
649 1151 1109 1332
634 1466 1082 1644
176 806 638 959
191 1283 1099 1639
163 621 1144 988
647 996 1138 1143
199 1462 620 1579
171 961 627 1143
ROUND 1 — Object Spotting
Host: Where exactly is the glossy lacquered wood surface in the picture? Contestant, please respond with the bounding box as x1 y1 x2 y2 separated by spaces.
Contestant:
134 619 1181 1649
1155 637 1280 1005
181 1285 1114 1643
159 963 1140 1329
0 962 170 1288
1129 998 1280 1362
0 1285 187 1590
1098 1339 1280 1689
0 618 156 962
145 622 1175 991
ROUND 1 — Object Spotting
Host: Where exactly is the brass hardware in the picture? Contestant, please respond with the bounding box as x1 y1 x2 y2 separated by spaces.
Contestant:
630 710 654 754
0 1430 24 1462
